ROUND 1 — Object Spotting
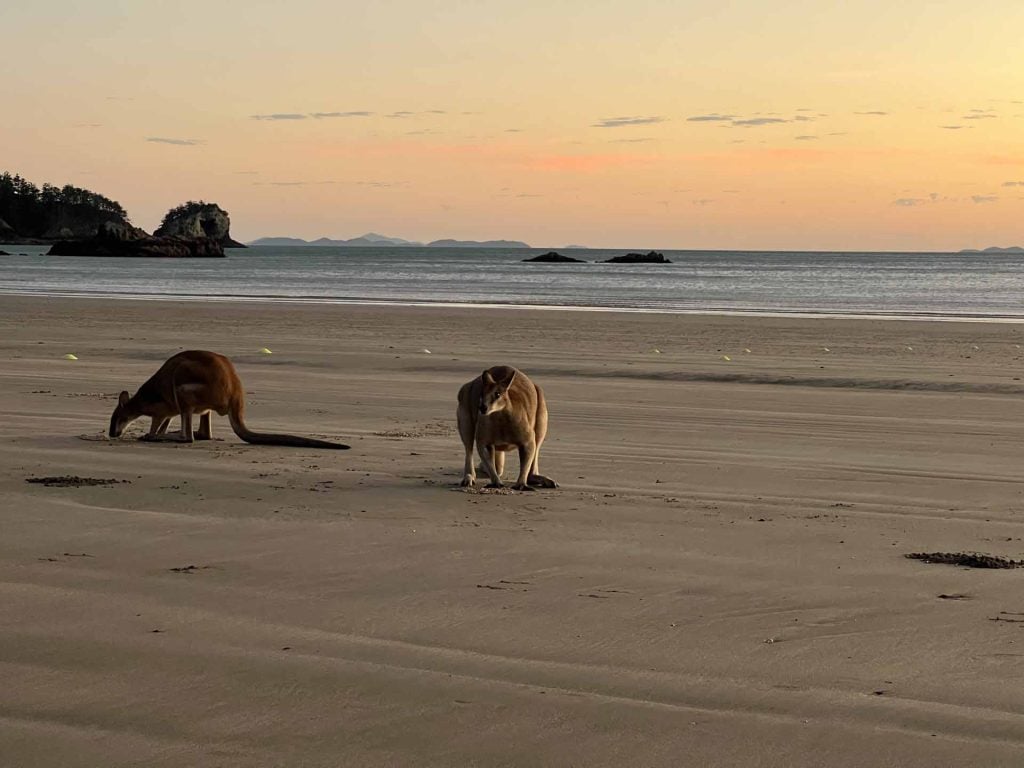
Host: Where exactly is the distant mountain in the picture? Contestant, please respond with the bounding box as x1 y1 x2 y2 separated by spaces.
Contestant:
563 244 589 249
250 233 423 247
960 246 1024 254
427 239 530 248
249 233 530 248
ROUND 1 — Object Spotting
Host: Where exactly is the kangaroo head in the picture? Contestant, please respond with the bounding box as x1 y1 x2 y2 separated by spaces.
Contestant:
108 390 138 438
480 368 516 415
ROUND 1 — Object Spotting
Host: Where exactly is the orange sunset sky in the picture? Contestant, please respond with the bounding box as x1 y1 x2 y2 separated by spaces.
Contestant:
2 1 1022 250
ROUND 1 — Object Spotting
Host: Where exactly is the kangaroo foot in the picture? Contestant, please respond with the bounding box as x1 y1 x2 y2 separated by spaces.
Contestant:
486 481 505 489
528 474 558 489
511 483 537 492
460 477 475 488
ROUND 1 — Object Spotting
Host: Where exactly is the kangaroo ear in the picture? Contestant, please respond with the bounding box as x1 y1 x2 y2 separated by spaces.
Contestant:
482 370 496 385
118 391 130 407
500 369 517 388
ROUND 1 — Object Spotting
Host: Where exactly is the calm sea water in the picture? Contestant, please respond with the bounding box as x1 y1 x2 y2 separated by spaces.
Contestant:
2 245 1024 320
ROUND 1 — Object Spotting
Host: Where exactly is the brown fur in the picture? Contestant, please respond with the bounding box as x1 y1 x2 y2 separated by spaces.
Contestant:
109 350 349 449
456 365 557 491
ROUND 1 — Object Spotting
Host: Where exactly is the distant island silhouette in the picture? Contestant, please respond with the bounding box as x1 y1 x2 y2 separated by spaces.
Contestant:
959 246 1024 254
249 234 531 248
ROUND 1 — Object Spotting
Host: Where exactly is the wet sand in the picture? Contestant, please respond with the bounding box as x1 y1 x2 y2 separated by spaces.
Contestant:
3 295 1024 766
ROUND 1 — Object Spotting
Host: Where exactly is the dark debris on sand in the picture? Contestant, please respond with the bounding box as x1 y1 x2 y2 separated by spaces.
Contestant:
26 475 129 487
905 552 1024 569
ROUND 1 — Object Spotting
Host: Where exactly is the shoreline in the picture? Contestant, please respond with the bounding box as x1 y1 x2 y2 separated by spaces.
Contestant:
3 288 1024 324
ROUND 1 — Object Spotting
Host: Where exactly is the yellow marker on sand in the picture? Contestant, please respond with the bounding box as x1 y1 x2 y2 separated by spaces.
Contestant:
63 353 78 361
722 355 731 361
259 348 273 355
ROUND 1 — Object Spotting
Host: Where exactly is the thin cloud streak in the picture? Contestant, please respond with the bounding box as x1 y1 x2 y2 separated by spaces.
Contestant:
145 137 203 146
592 116 666 128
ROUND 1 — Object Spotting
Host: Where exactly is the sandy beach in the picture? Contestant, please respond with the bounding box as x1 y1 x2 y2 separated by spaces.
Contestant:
3 295 1024 766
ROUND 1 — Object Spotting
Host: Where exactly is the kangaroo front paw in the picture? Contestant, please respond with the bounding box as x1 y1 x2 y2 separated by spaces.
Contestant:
527 474 558 489
460 477 475 487
486 481 505 489
511 483 536 492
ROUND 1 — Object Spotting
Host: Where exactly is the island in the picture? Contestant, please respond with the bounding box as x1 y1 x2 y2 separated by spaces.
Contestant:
959 246 1024 254
248 234 532 248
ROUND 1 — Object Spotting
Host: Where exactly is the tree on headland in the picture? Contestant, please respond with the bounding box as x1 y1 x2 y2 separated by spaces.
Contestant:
159 200 212 231
0 171 130 240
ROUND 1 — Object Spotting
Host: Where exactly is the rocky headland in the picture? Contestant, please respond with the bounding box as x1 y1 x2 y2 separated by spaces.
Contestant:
47 221 225 258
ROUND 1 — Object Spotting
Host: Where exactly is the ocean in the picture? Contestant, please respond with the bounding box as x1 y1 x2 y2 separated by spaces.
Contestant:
2 245 1023 321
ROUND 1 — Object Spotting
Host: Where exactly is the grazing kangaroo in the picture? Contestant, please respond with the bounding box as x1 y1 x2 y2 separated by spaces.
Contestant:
457 365 557 491
109 350 350 449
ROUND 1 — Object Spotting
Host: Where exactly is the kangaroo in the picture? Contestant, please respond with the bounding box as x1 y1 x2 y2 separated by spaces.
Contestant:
457 365 557 491
109 350 350 449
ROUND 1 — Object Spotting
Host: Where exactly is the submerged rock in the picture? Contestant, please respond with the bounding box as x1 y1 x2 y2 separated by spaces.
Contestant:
602 251 671 264
523 251 586 263
154 201 245 247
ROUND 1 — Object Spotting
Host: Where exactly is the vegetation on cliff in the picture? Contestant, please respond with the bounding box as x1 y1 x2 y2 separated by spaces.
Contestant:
0 172 130 241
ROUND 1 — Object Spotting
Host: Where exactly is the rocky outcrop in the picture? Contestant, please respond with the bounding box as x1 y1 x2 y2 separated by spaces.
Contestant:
154 201 245 247
602 251 671 264
48 222 224 258
0 250 9 256
523 251 587 263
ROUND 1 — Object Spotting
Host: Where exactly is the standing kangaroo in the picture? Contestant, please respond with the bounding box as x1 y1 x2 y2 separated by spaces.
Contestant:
109 350 349 449
457 365 557 491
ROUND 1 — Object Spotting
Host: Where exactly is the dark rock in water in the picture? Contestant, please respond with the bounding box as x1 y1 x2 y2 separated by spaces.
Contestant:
48 223 225 258
155 201 245 247
523 251 586 263
602 251 671 264
0 249 9 256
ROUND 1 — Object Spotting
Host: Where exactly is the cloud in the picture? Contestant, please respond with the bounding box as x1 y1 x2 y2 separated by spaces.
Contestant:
233 170 259 175
792 115 817 122
252 113 307 121
516 193 543 198
971 195 998 204
941 125 969 130
1003 181 1024 187
855 111 889 116
894 198 926 206
592 116 666 128
504 128 523 133
794 135 818 141
310 111 373 119
387 111 416 118
692 199 715 206
355 181 405 188
74 123 103 128
145 137 203 146
731 117 788 126
964 112 998 120
686 114 736 122
609 137 655 143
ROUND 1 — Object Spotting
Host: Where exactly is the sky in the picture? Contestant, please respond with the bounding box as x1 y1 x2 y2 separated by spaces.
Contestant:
1 0 1022 250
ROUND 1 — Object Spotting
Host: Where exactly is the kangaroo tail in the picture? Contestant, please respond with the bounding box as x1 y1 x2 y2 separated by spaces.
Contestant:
228 409 350 450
